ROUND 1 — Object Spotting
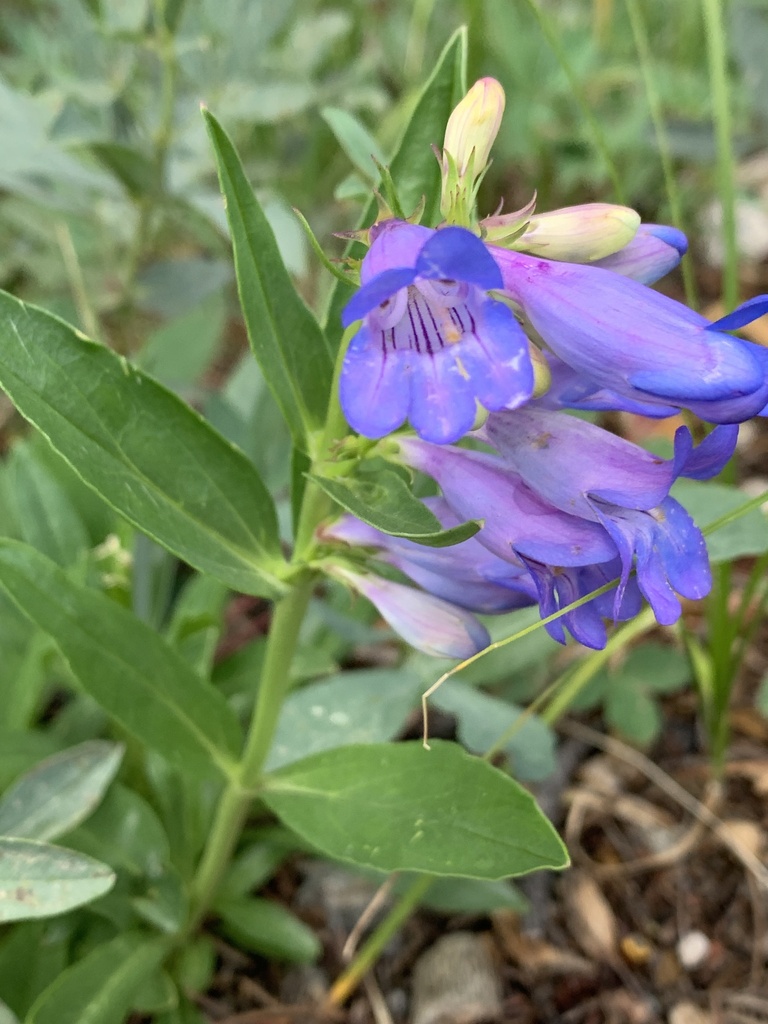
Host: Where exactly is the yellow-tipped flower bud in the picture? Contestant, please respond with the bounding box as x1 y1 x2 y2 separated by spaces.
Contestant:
512 203 641 262
443 77 506 179
440 78 506 226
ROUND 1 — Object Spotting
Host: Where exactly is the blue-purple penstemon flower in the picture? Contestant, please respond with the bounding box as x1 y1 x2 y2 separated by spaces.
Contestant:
490 246 768 424
322 497 539 615
328 74 767 660
481 408 738 625
394 436 642 648
340 220 534 445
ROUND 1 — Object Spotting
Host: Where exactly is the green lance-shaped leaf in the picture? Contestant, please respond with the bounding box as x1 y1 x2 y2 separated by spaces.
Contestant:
0 741 124 843
0 541 242 780
324 27 468 351
214 897 321 964
385 26 467 225
320 107 387 182
0 838 114 923
310 470 480 546
0 291 286 598
203 107 333 452
25 931 167 1024
262 741 568 880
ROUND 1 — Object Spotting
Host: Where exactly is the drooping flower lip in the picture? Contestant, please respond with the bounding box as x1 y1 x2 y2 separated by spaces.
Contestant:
593 495 711 626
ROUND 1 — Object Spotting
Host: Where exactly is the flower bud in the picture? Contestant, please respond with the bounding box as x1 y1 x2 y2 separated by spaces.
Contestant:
443 77 506 179
512 203 640 262
331 566 490 659
440 78 505 225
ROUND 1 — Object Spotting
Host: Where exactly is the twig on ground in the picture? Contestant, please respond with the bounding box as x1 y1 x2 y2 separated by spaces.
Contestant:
558 720 768 889
342 875 399 961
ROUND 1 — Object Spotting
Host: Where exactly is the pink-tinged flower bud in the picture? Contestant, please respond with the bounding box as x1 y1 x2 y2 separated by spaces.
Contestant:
331 566 490 659
510 204 640 262
443 78 506 179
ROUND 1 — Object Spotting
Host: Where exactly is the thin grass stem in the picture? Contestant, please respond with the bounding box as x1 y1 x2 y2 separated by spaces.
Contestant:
624 0 698 308
523 0 625 202
701 0 739 310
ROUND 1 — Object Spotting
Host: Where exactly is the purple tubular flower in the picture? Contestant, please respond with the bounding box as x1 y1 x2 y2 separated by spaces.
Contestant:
491 247 768 423
395 437 631 648
397 436 617 568
592 223 688 284
340 220 534 444
533 353 679 419
332 566 490 659
323 499 538 614
483 408 737 623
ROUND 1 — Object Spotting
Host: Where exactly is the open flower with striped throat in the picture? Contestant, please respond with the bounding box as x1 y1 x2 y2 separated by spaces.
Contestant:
340 221 534 445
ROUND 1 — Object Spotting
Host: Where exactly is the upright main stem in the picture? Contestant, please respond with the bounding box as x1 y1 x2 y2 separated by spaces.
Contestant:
186 367 349 932
186 578 313 931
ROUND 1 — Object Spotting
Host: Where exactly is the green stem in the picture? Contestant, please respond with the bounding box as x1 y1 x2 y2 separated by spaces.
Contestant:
185 335 351 934
327 876 433 1007
702 488 768 536
701 0 739 311
238 579 313 786
122 0 178 306
624 0 698 308
186 579 313 932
